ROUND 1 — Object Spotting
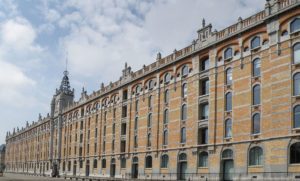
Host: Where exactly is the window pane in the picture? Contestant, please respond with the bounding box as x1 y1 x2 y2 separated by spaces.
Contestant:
294 106 300 128
182 66 189 77
181 104 187 120
181 127 186 143
226 68 232 85
294 73 300 96
294 43 300 64
163 130 168 145
182 83 187 98
199 152 208 167
226 92 232 111
251 36 261 49
164 90 169 103
164 109 169 124
225 119 232 138
224 48 233 59
253 85 261 105
252 113 260 134
291 18 300 33
253 58 261 77
200 103 209 120
249 147 263 166
161 155 169 168
222 149 233 159
290 142 300 164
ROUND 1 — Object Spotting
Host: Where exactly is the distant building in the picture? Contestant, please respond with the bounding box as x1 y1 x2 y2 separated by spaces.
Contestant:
4 0 300 180
0 145 6 172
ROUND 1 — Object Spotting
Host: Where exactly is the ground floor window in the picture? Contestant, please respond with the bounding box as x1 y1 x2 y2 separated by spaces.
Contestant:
290 142 300 164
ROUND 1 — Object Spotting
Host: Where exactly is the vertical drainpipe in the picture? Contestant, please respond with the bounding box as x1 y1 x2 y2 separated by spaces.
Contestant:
213 48 218 150
156 72 161 156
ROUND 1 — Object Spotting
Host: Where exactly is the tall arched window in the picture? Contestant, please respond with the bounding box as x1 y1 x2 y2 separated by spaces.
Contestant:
182 65 189 77
164 109 169 124
148 95 153 108
291 18 300 33
198 152 208 167
164 73 171 84
161 155 169 168
294 73 300 96
249 147 263 166
225 119 232 138
145 156 152 168
101 159 106 168
163 130 168 145
135 100 139 112
293 105 300 128
182 83 188 98
226 68 232 85
181 127 186 143
148 80 154 90
135 84 141 95
294 43 300 64
290 142 300 164
147 133 151 147
251 36 261 49
164 89 170 103
253 85 261 105
147 113 152 128
225 92 232 111
224 47 233 60
252 113 260 134
134 135 138 148
93 159 98 168
181 104 187 120
253 58 261 77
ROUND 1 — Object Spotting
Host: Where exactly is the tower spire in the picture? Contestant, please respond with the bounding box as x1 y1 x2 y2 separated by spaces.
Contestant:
64 51 69 76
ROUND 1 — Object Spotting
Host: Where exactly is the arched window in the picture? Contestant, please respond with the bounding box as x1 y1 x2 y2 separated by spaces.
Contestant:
201 58 209 71
198 152 208 167
163 130 168 145
148 80 154 90
225 92 232 111
253 58 261 77
134 117 138 131
135 100 139 112
182 83 188 98
181 104 187 120
251 36 261 49
164 109 169 124
145 156 152 168
179 153 187 161
93 159 97 168
147 113 152 128
101 159 106 168
147 133 151 147
164 73 171 84
135 84 141 95
226 68 232 85
225 119 232 138
148 95 153 108
290 142 300 164
253 85 261 105
291 18 300 33
161 155 169 168
121 157 126 168
252 113 260 134
293 105 300 128
112 123 115 134
181 127 186 143
164 89 169 103
222 149 233 159
294 73 300 96
182 65 189 77
224 48 233 60
249 147 263 166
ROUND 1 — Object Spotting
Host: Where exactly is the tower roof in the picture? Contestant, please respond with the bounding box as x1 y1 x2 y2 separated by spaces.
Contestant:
58 70 74 95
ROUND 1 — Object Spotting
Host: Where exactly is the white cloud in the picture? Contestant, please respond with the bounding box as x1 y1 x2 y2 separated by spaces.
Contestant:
1 17 42 51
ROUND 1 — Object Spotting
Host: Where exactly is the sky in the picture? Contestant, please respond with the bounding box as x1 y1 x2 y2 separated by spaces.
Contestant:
0 0 266 144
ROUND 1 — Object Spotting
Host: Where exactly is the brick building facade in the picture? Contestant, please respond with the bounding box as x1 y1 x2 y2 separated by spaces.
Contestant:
4 0 300 180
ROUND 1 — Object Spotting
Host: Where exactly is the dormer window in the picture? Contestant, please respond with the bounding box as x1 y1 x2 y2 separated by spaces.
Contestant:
181 65 189 77
251 36 261 49
164 73 171 84
291 18 300 33
224 48 233 60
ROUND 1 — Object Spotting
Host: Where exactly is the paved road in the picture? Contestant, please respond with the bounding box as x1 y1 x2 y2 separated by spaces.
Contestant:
0 173 66 181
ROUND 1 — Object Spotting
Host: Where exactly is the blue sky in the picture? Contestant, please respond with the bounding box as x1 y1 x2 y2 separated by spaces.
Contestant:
0 0 266 144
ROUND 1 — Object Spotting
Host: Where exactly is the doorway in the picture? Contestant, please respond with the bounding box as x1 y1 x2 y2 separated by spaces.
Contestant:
131 157 138 179
85 160 90 177
73 161 77 176
110 158 116 177
221 149 234 181
178 153 187 180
